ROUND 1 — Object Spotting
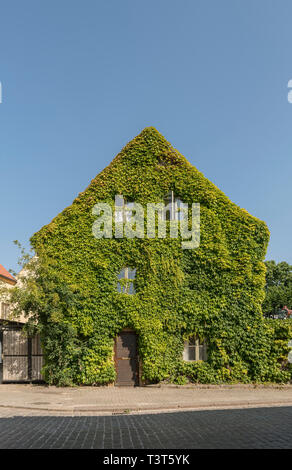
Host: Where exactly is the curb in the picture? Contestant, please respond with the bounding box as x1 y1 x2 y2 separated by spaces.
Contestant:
1 401 292 414
146 384 292 390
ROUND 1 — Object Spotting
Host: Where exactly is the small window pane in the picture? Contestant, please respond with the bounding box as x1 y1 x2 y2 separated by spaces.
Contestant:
187 347 196 361
198 345 205 361
164 191 186 221
118 268 125 279
128 283 134 295
128 268 136 280
115 196 124 207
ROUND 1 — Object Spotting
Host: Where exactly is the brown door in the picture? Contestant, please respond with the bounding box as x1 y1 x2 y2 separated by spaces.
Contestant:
115 331 138 386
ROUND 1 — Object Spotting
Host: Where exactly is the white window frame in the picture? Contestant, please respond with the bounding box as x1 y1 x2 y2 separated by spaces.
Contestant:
183 337 207 362
163 191 185 221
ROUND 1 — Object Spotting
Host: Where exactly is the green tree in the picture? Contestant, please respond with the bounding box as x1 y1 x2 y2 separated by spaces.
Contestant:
263 260 292 317
0 242 83 386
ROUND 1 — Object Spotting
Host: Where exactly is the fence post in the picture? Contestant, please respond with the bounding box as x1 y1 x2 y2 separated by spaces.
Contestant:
28 337 32 382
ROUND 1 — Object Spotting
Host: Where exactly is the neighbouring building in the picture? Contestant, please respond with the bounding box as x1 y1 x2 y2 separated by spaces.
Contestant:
0 264 42 383
0 263 17 382
282 306 292 318
30 127 276 386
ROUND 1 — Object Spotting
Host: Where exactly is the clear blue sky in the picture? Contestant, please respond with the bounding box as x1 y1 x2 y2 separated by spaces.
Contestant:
1 0 292 272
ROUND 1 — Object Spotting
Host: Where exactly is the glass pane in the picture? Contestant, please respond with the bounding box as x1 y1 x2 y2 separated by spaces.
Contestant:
188 347 196 361
175 199 184 221
198 345 205 361
128 268 136 280
128 282 135 295
115 195 124 207
118 268 125 279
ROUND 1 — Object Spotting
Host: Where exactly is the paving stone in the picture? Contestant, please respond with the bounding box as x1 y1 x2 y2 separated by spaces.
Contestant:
0 406 291 448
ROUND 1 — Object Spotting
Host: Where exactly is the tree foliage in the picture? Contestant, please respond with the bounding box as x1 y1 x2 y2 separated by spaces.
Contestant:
263 260 292 317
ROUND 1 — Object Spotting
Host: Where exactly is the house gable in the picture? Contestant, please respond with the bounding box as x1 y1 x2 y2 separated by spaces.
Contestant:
30 127 271 385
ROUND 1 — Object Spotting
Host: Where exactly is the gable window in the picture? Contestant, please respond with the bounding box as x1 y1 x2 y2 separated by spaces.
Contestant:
163 191 185 221
183 337 207 361
117 267 136 294
115 196 134 223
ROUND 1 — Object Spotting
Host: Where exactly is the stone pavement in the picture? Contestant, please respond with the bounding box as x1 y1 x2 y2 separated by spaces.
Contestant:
0 406 291 448
0 384 291 414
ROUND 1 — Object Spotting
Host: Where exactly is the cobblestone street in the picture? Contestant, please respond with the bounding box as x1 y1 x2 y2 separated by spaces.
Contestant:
0 406 291 449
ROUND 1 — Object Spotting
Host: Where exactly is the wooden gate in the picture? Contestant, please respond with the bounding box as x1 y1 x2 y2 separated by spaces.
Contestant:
115 331 139 386
1 327 43 383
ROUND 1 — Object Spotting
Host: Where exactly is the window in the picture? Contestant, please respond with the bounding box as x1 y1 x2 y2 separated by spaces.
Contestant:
115 196 134 223
163 191 185 221
1 302 10 320
183 337 207 362
117 267 136 294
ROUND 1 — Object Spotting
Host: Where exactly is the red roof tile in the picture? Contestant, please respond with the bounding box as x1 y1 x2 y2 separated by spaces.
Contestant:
283 306 292 316
0 263 16 283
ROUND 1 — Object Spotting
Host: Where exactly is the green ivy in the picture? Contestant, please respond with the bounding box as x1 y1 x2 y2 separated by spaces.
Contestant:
27 127 291 385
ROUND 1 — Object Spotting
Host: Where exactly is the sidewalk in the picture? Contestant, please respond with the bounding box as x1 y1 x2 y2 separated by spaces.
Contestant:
0 384 291 415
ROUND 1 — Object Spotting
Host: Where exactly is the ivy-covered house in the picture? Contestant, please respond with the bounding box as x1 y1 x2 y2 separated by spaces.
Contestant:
29 127 291 386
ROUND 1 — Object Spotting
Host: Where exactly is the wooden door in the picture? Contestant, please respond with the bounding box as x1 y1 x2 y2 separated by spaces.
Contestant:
115 331 138 386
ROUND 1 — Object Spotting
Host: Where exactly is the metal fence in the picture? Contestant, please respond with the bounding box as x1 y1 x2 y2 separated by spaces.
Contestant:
1 326 43 383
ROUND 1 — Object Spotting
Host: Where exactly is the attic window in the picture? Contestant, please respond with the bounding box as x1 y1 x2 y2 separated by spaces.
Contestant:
117 267 136 295
115 196 134 223
157 157 168 167
163 191 185 221
183 337 207 362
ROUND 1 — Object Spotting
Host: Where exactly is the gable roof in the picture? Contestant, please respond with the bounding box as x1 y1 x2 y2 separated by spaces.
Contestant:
31 127 269 254
0 263 16 284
